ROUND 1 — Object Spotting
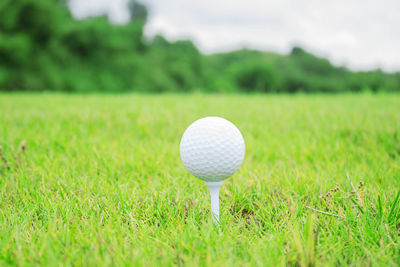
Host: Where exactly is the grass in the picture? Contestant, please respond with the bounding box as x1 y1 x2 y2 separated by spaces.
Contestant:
0 93 399 266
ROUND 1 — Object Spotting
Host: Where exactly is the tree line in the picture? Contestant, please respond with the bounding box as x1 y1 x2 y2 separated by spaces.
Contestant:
0 0 399 93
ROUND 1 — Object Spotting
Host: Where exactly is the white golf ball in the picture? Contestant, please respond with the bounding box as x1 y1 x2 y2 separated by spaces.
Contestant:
180 116 245 182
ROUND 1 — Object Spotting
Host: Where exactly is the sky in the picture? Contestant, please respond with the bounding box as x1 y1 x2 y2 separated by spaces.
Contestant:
68 0 400 72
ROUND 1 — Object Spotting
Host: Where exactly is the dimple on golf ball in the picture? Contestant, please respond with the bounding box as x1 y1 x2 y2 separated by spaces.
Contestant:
180 116 245 181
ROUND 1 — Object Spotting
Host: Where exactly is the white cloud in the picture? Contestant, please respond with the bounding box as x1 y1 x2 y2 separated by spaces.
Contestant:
69 0 130 23
69 0 400 71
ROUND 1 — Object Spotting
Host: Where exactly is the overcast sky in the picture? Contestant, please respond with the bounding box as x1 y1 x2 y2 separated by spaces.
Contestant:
69 0 400 72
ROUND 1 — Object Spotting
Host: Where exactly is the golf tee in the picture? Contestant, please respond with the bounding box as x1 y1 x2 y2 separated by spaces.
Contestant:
205 181 223 223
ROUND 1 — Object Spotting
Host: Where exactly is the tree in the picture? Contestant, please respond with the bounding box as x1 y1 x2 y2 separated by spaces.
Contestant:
128 0 148 23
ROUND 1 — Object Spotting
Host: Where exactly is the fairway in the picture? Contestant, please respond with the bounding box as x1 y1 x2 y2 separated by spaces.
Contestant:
1 93 400 266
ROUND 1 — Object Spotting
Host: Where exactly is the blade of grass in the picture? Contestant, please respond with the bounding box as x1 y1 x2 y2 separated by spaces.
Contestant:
387 190 400 223
306 206 345 219
350 198 364 214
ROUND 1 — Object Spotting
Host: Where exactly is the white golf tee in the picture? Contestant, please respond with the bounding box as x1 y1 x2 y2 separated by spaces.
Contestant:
205 181 223 223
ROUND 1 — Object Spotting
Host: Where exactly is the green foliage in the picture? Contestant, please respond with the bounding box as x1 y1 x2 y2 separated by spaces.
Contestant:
145 38 207 92
0 0 399 93
1 93 400 265
231 62 280 92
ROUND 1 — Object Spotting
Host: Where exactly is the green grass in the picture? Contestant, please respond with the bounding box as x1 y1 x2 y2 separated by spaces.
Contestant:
0 93 399 266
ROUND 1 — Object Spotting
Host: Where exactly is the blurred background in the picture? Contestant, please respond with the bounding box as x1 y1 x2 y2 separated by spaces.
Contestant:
0 0 399 93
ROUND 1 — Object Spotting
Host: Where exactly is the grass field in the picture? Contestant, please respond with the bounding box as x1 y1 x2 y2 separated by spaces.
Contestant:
1 93 400 266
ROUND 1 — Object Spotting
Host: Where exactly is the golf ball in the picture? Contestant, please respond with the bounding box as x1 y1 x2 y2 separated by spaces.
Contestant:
180 116 245 182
